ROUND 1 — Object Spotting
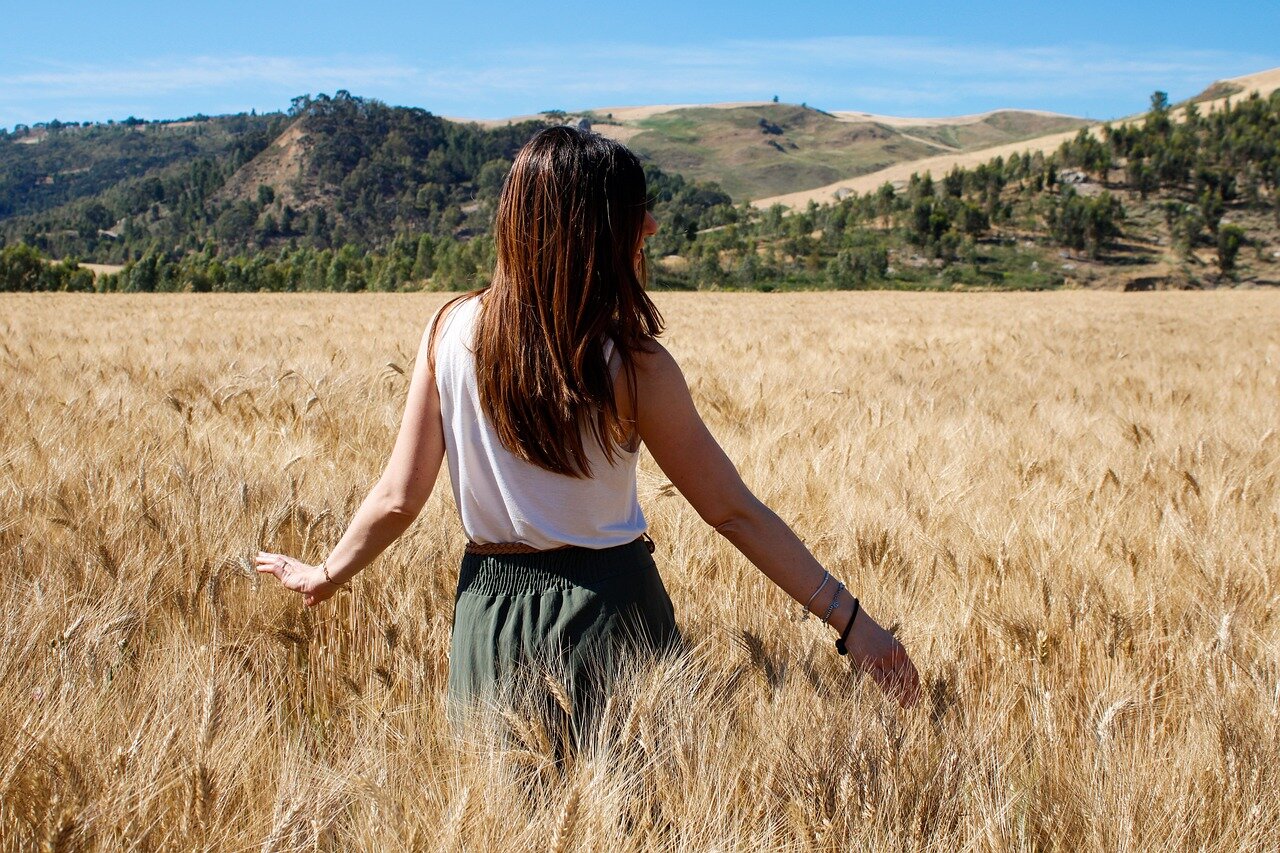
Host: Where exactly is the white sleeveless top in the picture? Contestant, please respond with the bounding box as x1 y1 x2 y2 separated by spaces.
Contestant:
434 295 647 549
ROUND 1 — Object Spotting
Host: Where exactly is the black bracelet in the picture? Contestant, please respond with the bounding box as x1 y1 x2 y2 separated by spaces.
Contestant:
835 597 860 656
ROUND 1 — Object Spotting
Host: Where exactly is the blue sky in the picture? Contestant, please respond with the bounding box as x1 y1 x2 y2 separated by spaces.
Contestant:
4 1 1278 128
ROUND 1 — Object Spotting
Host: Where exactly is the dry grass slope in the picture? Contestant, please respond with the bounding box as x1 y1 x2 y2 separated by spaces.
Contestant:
755 65 1280 209
593 105 1084 201
1 292 1279 850
457 103 1085 201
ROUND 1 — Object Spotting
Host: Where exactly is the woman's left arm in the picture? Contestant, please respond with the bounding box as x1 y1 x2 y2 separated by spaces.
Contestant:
256 307 450 607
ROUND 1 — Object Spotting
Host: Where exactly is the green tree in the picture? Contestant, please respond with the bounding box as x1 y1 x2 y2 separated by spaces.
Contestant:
125 254 161 292
476 159 511 199
826 244 889 289
960 202 989 237
0 243 47 291
1165 202 1202 258
412 234 437 280
1216 224 1246 274
63 262 96 292
80 202 115 236
737 249 764 286
1046 189 1124 259
694 251 726 289
1145 90 1172 138
1198 189 1225 235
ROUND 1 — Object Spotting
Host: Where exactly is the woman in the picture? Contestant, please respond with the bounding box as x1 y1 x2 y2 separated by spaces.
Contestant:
257 126 920 716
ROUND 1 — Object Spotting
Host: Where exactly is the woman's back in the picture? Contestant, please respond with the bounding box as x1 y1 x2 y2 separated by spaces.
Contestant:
256 126 918 721
434 293 647 549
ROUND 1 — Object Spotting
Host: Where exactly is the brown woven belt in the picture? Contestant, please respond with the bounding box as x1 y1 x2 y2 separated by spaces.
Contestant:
465 533 655 556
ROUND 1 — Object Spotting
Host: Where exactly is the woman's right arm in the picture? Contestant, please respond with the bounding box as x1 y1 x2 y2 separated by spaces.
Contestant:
632 341 920 708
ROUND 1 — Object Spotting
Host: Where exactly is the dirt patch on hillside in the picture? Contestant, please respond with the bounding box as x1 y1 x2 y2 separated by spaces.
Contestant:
81 263 124 277
212 120 310 207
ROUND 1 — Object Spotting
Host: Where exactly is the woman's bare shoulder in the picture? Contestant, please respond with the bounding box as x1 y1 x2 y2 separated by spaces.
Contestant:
426 291 482 366
631 337 683 384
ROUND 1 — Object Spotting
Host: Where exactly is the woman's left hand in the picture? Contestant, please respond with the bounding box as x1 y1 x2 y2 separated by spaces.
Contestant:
255 551 340 608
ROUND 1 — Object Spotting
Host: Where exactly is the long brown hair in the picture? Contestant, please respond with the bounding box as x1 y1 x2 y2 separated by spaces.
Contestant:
460 126 663 477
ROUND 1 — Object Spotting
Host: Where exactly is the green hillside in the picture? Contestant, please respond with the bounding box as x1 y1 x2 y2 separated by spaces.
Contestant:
0 94 1087 264
0 113 285 221
2 84 1278 294
0 93 739 287
589 104 1087 200
0 94 559 261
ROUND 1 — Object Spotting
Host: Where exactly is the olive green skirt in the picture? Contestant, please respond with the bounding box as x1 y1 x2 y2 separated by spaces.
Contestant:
446 537 680 722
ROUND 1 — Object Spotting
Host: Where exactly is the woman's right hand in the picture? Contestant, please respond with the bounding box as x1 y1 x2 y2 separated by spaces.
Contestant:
841 607 921 708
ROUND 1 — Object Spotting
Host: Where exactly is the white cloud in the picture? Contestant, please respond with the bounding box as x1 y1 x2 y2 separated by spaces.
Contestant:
405 37 1274 117
1 55 418 99
1 37 1274 125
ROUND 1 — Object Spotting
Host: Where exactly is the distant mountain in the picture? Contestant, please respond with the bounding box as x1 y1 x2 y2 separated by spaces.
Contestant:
0 92 736 264
3 68 1278 295
0 94 556 261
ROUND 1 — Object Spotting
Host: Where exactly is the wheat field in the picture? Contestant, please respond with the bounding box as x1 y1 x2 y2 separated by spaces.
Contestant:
2 291 1278 851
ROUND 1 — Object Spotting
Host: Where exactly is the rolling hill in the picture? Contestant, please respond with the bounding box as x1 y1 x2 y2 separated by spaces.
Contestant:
2 93 1083 260
752 66 1280 209
458 102 1087 202
2 65 1278 294
0 95 559 260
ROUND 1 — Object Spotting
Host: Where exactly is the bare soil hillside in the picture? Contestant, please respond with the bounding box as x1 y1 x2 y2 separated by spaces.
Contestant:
212 121 312 209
